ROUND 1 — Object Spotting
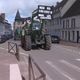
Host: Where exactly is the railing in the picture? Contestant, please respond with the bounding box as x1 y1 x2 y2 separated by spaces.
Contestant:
28 54 46 80
8 42 20 61
8 42 46 80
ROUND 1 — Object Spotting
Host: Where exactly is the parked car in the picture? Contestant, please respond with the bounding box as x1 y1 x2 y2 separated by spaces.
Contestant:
0 35 6 43
51 35 60 43
4 32 13 40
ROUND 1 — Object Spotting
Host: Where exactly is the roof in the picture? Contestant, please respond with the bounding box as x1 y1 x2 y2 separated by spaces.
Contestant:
15 10 21 20
54 0 68 13
55 0 68 9
15 10 29 22
62 0 80 18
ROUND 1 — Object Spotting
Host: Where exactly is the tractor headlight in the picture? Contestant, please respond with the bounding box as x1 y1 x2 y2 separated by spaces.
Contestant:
36 27 39 30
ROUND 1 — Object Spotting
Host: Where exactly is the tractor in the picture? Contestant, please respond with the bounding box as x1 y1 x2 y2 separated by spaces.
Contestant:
21 20 51 51
21 5 52 51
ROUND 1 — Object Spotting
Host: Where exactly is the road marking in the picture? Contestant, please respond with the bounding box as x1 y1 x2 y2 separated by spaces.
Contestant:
78 52 80 55
0 47 29 57
60 60 80 72
0 47 8 51
20 52 28 57
10 64 22 80
46 61 75 80
63 48 78 53
18 61 28 65
76 59 80 61
46 74 53 80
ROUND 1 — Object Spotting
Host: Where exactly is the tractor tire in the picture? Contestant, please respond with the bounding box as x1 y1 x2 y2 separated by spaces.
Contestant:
25 35 31 51
44 35 51 50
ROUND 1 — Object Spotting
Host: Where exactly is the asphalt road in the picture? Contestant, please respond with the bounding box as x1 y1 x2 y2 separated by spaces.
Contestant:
0 39 80 80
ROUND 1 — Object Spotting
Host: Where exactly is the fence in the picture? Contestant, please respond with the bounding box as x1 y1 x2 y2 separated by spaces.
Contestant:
28 54 46 80
8 42 46 80
8 42 20 61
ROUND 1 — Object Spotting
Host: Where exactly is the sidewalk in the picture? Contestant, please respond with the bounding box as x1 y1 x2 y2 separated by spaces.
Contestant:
0 48 28 80
0 52 18 80
60 40 80 48
0 39 46 80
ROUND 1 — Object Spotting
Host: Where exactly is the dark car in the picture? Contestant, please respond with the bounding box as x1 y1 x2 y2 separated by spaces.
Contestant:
51 35 60 43
4 32 13 40
0 35 6 43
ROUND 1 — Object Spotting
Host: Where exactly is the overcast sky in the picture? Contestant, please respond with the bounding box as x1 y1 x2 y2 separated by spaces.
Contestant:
0 0 62 23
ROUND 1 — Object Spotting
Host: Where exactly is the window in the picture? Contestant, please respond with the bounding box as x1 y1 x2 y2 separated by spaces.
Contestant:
71 18 75 28
68 31 70 41
57 18 59 25
65 31 67 40
72 31 75 40
63 20 65 29
60 18 61 24
66 20 69 28
62 31 64 39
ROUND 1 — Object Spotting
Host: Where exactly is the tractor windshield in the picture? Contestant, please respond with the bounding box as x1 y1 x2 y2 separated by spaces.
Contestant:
32 22 41 30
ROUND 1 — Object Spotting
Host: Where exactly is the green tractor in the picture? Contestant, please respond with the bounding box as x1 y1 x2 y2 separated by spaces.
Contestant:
21 5 53 51
21 20 51 51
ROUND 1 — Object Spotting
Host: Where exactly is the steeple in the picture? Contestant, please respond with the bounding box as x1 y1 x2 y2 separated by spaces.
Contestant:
15 10 21 21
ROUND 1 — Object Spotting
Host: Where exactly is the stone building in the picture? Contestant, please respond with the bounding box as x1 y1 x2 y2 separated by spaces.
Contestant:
52 0 68 37
43 0 68 37
46 0 80 43
0 13 12 36
60 0 80 43
13 10 31 40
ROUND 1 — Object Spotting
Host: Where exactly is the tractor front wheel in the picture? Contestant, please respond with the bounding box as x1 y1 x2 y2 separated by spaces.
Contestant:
44 35 51 50
25 35 31 51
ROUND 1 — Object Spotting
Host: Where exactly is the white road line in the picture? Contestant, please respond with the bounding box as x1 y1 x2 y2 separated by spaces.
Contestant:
46 74 53 80
0 47 29 57
20 52 28 57
46 61 75 80
78 52 80 55
76 59 80 61
63 47 78 53
0 47 8 51
60 60 80 72
10 64 22 80
58 45 80 55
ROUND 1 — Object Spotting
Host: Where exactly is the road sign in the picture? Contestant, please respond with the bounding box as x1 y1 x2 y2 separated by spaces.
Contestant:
32 5 53 20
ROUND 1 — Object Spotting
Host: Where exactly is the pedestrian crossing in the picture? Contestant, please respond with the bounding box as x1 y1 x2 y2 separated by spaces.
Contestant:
45 58 80 80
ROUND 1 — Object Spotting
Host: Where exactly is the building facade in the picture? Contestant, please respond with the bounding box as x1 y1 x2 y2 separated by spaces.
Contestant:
44 0 68 37
13 10 31 40
61 0 80 43
0 13 12 36
46 0 80 43
52 0 68 38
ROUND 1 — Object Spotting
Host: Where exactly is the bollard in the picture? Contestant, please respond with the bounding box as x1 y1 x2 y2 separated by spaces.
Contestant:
28 55 31 80
15 44 20 61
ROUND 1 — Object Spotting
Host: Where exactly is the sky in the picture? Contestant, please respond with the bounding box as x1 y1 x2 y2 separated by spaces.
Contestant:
0 0 62 24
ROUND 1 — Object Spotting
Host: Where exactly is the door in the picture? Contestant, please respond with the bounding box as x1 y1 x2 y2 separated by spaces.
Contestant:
77 31 79 43
68 31 70 41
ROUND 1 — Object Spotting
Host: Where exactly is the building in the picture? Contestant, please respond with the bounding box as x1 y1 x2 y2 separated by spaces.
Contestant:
43 0 68 36
0 13 12 35
52 0 68 37
60 0 80 43
0 13 12 42
46 0 80 43
13 10 31 40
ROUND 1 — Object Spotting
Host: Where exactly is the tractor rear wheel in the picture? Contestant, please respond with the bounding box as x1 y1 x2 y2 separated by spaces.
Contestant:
44 35 51 50
25 35 31 51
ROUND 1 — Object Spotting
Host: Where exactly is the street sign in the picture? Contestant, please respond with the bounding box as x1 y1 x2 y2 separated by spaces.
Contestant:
32 5 53 20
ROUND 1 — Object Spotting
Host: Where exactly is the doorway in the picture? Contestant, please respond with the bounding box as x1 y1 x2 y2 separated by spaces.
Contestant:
77 31 79 43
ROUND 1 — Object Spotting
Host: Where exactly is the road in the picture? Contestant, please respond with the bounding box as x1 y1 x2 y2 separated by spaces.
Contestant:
0 39 80 80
